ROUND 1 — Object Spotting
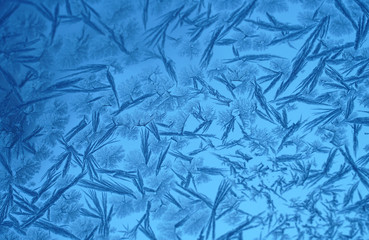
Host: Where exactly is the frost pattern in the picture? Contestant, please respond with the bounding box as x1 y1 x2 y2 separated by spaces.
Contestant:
1 0 369 239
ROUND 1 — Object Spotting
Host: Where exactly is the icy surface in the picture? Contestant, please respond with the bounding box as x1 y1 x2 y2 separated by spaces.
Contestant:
1 0 369 239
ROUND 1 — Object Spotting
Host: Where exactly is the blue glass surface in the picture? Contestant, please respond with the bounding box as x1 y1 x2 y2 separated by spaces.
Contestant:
0 0 369 239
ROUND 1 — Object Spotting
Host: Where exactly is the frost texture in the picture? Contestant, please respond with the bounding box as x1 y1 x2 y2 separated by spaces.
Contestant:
1 0 369 239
